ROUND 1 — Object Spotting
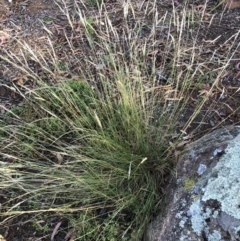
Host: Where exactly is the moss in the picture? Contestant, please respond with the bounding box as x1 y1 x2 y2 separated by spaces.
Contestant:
184 178 195 191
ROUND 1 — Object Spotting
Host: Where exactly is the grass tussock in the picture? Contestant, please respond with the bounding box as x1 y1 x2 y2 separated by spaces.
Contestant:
0 0 238 240
0 80 172 239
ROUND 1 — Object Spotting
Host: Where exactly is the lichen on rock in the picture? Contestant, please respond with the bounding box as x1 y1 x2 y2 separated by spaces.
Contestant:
145 126 240 241
202 133 240 220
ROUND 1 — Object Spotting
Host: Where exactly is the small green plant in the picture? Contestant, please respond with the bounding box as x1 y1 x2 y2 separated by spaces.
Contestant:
80 16 97 42
184 178 195 191
87 0 103 8
57 61 68 71
32 220 50 233
70 211 127 241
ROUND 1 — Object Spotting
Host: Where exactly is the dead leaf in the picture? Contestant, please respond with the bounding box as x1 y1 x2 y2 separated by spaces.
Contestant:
56 152 63 164
64 228 76 241
51 221 62 241
0 31 10 46
0 234 7 241
225 0 240 9
16 77 25 86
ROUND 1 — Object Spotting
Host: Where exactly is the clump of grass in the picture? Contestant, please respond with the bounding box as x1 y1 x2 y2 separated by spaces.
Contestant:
0 77 171 240
0 0 238 240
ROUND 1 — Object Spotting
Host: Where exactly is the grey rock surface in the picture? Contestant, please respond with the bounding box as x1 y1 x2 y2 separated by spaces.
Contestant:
145 126 240 241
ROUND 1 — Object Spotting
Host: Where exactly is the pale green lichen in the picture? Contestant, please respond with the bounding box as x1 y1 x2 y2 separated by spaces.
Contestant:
189 199 204 235
202 133 240 219
189 133 240 239
208 230 222 241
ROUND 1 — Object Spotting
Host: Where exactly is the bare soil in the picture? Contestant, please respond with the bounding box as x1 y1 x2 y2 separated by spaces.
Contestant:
0 0 240 240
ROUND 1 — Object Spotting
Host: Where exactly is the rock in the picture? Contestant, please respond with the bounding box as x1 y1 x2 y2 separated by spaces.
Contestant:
145 126 240 241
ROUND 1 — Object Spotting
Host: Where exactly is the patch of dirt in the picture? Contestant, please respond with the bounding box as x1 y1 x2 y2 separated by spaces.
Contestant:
0 0 240 240
192 5 240 135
